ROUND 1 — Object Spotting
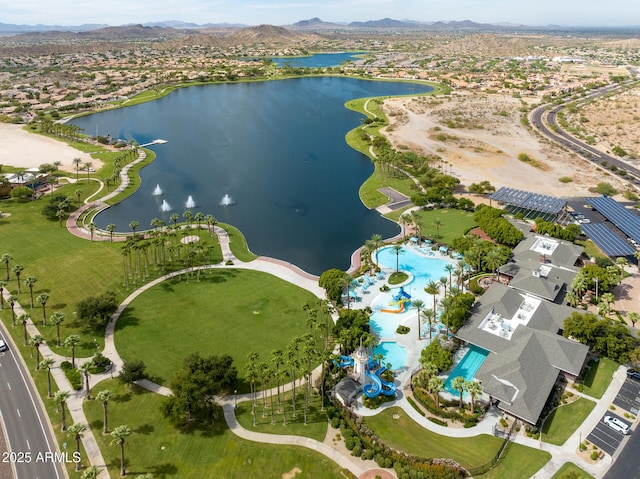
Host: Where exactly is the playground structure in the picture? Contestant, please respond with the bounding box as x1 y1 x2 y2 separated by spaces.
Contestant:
334 351 397 399
380 287 412 314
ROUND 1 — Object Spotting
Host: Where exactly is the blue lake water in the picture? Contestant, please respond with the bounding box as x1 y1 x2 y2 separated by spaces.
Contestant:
271 52 364 68
71 77 433 274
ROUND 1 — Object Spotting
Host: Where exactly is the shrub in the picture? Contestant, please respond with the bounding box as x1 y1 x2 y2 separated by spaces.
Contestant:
60 361 82 390
591 451 599 461
396 325 410 334
559 176 573 183
428 417 448 427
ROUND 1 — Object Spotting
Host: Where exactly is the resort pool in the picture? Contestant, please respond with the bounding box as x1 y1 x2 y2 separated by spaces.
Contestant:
374 342 407 371
444 345 489 394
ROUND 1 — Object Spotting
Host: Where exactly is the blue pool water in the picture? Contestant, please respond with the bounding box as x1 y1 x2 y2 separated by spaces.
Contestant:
369 246 452 341
445 345 489 394
374 342 406 371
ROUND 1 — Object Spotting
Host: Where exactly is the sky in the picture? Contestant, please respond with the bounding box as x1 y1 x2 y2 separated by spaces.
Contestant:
0 0 637 27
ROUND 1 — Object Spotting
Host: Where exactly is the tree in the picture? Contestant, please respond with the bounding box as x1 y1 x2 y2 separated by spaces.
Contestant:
270 349 284 414
31 334 45 369
423 308 435 341
83 161 93 182
428 376 445 409
628 311 639 328
50 311 65 346
418 358 438 388
76 291 118 330
54 390 70 431
433 218 442 245
8 294 18 326
451 376 466 411
318 268 349 304
465 380 483 414
420 339 453 372
73 158 82 180
163 353 237 427
79 362 92 399
12 264 24 294
96 389 113 433
40 358 55 398
111 425 132 477
411 298 425 339
88 222 97 242
1 253 12 281
24 275 37 307
17 313 31 346
119 359 147 387
32 289 49 324
245 353 259 426
64 334 81 368
129 220 139 238
67 422 87 471
81 466 100 479
106 224 116 242
425 281 440 317
392 244 403 273
0 280 5 309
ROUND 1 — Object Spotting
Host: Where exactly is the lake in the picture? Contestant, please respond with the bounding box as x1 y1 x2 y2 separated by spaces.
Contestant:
72 76 433 274
270 52 364 68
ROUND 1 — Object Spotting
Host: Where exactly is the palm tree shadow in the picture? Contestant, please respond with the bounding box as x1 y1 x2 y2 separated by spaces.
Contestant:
150 463 179 477
135 423 154 435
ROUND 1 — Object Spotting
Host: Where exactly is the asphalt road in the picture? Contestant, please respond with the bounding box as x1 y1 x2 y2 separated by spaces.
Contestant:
531 81 640 184
0 330 66 479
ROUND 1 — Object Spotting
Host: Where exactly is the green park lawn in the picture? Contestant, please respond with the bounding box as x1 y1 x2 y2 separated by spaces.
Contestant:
541 398 596 446
84 380 341 478
580 358 618 399
114 269 321 389
364 407 550 477
551 462 594 479
412 208 478 245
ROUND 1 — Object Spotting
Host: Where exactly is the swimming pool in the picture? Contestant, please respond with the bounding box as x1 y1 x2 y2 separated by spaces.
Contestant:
444 345 489 394
374 341 407 371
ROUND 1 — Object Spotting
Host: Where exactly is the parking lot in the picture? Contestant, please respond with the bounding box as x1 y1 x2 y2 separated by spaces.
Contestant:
613 376 640 414
587 413 630 456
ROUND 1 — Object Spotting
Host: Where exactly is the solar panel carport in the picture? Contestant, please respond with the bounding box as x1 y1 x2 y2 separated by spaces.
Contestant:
490 187 566 221
586 196 640 244
580 223 635 257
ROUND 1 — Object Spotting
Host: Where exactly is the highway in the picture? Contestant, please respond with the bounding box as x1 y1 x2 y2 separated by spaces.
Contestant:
530 80 640 185
0 328 66 479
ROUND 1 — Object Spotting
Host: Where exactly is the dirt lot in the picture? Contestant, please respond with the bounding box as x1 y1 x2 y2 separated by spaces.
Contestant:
381 91 629 198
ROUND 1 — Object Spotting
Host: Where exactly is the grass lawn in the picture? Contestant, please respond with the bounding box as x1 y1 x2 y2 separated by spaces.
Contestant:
480 442 551 479
580 358 618 399
235 390 328 441
551 462 594 479
84 380 342 478
114 269 321 389
359 165 417 209
413 208 478 246
541 398 596 445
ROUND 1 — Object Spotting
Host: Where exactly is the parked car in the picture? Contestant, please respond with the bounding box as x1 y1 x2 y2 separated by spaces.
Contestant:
604 415 630 435
627 369 640 381
0 339 8 352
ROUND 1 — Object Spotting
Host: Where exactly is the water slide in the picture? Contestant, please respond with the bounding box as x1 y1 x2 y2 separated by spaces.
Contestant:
398 287 411 300
380 302 405 314
376 367 397 396
335 355 354 368
363 368 397 398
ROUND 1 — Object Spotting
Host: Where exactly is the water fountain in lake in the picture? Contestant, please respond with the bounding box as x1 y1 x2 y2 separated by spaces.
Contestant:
152 184 163 196
219 194 234 206
186 195 195 209
161 200 171 212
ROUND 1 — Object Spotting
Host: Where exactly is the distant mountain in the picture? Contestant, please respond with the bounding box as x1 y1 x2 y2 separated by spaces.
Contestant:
0 22 107 34
290 17 343 29
142 20 247 29
348 18 412 28
13 24 190 42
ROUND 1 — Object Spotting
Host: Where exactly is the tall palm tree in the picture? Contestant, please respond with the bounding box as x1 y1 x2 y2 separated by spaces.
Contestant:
106 224 116 243
428 376 445 409
451 376 466 411
67 423 87 471
194 212 205 230
17 313 31 346
484 247 504 280
54 390 70 431
0 280 6 310
425 281 440 317
440 296 454 336
79 362 92 399
110 425 132 477
88 222 97 242
36 292 49 325
40 358 55 397
1 253 12 281
12 264 24 294
565 291 580 308
370 233 383 267
423 308 435 341
8 294 17 326
616 256 629 283
465 381 483 414
64 334 81 368
129 221 139 238
31 334 45 369
433 218 442 246
205 214 217 236
96 389 113 433
418 358 438 388
170 213 180 229
270 349 284 414
439 276 448 298
24 276 37 307
392 244 403 273
245 353 259 426
410 210 422 242
83 161 93 182
627 311 639 328
445 263 455 291
411 298 425 339
50 311 65 347
72 158 82 180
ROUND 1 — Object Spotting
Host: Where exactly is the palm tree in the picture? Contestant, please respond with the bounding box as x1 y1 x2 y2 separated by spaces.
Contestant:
74 188 83 204
410 210 422 242
245 353 259 426
72 158 82 180
392 244 403 273
571 274 588 300
0 280 6 309
96 389 113 433
31 334 45 369
565 291 580 308
440 296 454 336
79 362 92 399
205 214 217 236
67 422 87 471
484 248 504 280
1 253 12 281
111 425 132 477
106 224 116 242
433 218 442 245
451 376 466 411
12 264 24 294
445 263 455 291
628 311 639 328
425 281 440 317
88 222 97 242
428 376 445 409
81 466 100 479
40 358 55 398
439 276 448 298
194 212 205 230
25 276 37 307
418 358 438 388
423 308 435 341
64 334 81 368
271 349 284 414
616 256 629 281
54 390 70 431
411 298 425 339
17 313 30 346
370 233 383 266
465 381 483 414
170 213 180 228
129 221 139 238
8 294 17 326
83 161 93 182
50 311 65 347
36 292 49 325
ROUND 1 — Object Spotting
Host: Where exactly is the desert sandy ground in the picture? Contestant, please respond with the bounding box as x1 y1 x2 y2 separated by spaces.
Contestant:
0 123 100 172
381 91 629 198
